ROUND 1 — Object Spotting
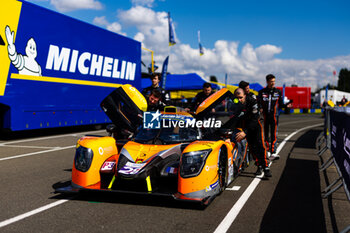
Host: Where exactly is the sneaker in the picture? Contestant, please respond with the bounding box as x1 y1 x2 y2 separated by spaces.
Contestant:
263 167 272 177
270 153 280 161
266 151 271 159
255 166 263 176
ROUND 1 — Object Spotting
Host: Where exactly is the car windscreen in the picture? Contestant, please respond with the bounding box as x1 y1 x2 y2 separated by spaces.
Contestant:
204 97 241 124
134 128 160 143
134 122 199 144
158 126 198 143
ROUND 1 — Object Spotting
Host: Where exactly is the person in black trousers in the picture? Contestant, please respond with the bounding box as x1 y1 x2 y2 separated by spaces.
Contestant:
233 88 271 177
258 74 291 160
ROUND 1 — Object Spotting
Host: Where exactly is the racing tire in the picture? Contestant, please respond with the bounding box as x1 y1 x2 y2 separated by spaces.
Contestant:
218 147 227 194
235 158 241 177
244 149 252 168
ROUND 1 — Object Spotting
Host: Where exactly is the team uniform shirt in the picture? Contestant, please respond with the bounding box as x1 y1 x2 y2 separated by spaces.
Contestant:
142 86 171 105
225 96 268 168
258 87 286 153
147 101 166 112
258 87 284 116
190 91 215 111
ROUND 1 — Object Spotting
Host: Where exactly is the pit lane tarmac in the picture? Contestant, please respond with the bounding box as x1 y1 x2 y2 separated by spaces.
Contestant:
0 114 349 233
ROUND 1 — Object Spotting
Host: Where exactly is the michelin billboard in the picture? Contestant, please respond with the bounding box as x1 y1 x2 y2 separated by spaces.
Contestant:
0 0 141 131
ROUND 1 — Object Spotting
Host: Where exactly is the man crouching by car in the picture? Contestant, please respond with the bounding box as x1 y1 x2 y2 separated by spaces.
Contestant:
233 88 271 178
146 89 166 111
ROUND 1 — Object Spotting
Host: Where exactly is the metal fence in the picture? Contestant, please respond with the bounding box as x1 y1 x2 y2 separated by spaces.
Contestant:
316 106 350 233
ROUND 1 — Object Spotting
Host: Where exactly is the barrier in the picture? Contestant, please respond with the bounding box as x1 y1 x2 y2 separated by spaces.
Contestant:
317 107 350 200
317 106 350 232
280 108 323 114
329 108 350 200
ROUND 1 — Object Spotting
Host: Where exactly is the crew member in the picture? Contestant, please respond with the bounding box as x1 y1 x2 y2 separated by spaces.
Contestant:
187 82 214 111
233 88 271 177
142 73 170 104
239 80 257 102
147 89 166 111
258 74 291 160
341 95 348 106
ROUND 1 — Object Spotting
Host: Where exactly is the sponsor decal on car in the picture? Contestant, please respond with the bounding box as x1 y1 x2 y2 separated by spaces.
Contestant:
166 166 178 174
135 158 144 164
206 180 219 192
205 165 216 171
210 180 219 189
101 161 115 171
119 162 145 175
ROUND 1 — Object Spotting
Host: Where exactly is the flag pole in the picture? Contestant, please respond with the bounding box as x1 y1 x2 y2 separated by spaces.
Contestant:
165 12 176 89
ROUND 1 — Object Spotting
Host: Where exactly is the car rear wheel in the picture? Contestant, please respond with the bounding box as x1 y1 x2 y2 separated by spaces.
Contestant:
218 148 227 194
243 148 252 169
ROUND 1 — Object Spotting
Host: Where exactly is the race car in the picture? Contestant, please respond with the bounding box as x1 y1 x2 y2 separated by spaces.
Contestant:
56 85 249 205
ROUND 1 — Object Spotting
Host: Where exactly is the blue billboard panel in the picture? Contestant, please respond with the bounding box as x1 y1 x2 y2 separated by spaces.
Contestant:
0 0 141 130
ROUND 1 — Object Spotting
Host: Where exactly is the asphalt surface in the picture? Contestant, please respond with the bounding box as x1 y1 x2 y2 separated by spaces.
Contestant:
0 114 349 233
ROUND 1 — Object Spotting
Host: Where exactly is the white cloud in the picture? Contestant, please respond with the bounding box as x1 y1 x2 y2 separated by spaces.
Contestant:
118 6 161 28
131 0 155 7
118 6 172 54
114 6 350 91
50 0 103 12
93 16 109 26
241 43 258 63
107 22 124 35
256 44 282 61
134 32 145 43
93 16 126 35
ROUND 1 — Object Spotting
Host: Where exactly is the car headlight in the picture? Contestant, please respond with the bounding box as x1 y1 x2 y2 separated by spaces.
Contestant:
74 146 94 172
180 149 212 178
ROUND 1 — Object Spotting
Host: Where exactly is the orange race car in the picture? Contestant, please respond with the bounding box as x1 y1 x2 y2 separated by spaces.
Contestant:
56 85 250 205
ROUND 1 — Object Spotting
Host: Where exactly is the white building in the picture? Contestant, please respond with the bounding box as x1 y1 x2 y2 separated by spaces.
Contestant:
320 89 350 106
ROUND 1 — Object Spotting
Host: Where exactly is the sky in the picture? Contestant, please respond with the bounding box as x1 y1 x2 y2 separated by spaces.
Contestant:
28 0 350 91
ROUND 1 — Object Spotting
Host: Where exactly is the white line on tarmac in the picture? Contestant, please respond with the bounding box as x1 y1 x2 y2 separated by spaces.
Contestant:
0 145 59 149
0 199 70 228
1 130 105 145
0 145 75 161
226 186 241 191
213 123 323 233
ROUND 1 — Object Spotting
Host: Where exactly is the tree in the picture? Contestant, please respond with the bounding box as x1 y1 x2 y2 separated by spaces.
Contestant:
337 68 350 92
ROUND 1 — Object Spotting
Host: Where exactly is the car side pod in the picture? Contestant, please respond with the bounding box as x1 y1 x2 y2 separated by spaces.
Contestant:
72 136 118 188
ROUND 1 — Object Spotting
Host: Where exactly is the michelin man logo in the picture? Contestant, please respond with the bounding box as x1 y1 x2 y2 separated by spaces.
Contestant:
5 26 42 76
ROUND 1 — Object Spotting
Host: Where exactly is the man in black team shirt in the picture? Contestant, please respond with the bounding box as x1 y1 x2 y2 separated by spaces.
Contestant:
187 82 214 112
142 73 170 105
239 80 257 103
146 89 166 112
233 88 271 177
258 74 291 160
